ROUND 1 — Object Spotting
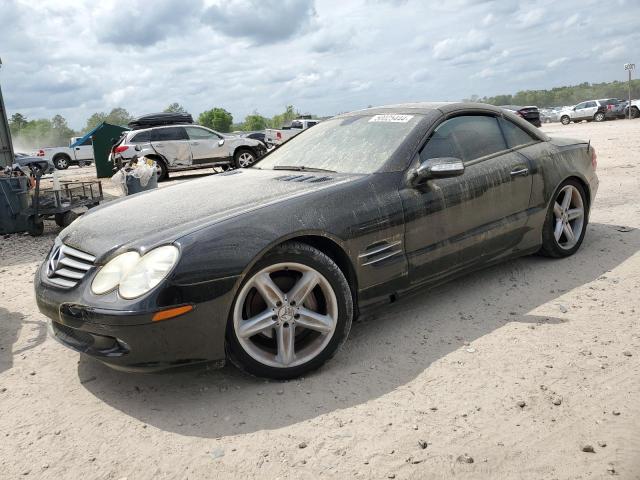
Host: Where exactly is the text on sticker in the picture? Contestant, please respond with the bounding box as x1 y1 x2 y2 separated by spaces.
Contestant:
369 114 414 123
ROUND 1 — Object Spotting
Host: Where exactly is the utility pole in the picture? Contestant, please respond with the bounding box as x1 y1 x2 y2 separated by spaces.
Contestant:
624 63 635 120
0 57 16 168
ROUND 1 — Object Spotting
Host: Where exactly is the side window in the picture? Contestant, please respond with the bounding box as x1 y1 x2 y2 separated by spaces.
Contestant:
130 130 152 143
307 121 318 128
185 127 217 140
498 118 537 149
152 127 188 141
290 121 303 129
585 101 596 108
80 137 92 146
575 102 587 110
420 115 507 163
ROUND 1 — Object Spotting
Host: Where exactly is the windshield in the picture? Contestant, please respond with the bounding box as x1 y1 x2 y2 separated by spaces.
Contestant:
256 114 423 174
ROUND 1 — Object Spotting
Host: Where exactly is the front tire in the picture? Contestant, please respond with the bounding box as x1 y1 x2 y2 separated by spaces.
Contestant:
154 158 168 181
226 242 353 379
234 148 256 168
53 155 70 170
539 179 588 258
560 115 570 125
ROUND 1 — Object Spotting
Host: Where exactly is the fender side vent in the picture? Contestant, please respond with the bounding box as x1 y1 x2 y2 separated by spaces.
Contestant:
359 239 403 266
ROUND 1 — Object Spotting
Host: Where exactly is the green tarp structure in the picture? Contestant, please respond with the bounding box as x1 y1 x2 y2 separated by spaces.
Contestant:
0 77 15 168
88 122 129 178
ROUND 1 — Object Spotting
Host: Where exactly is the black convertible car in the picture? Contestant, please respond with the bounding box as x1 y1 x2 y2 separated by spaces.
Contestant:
35 102 598 378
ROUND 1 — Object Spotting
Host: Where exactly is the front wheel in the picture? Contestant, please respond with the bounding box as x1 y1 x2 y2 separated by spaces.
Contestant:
226 242 353 379
539 180 588 258
234 149 256 168
560 115 570 125
155 159 168 181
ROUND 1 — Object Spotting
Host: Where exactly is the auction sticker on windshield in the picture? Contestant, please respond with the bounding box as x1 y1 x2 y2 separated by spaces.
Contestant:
369 114 414 123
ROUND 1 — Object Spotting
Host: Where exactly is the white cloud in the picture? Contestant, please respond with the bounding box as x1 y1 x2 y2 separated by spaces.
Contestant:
547 57 569 68
432 30 493 62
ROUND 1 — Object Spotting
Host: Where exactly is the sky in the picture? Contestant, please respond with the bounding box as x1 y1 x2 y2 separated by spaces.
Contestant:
1 0 638 129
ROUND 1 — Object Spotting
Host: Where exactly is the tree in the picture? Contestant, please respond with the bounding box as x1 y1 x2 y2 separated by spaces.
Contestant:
51 114 75 145
84 112 107 132
9 113 28 131
164 103 188 114
106 107 133 126
269 105 298 129
243 113 268 131
198 107 233 133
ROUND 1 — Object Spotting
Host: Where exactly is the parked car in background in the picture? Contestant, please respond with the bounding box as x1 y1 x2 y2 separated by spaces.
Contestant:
264 118 320 147
36 102 598 378
111 113 267 181
597 98 627 120
623 99 640 119
499 105 541 127
14 153 55 173
242 131 267 146
558 99 620 125
36 136 94 170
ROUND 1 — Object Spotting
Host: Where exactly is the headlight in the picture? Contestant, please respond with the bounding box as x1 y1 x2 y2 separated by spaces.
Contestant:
91 251 140 295
118 245 179 299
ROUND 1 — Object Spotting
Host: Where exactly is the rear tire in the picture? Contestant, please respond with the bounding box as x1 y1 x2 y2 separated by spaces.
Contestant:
560 115 570 125
631 107 640 119
225 242 353 379
594 112 605 122
53 155 70 170
539 179 588 258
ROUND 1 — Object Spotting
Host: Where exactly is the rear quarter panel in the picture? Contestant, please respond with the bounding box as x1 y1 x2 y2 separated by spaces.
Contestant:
519 138 597 246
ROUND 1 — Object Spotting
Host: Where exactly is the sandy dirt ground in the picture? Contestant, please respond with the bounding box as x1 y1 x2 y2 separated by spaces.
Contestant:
1 120 639 480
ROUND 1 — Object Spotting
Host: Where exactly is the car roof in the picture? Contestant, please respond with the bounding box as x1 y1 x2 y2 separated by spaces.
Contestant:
128 124 205 135
337 102 505 117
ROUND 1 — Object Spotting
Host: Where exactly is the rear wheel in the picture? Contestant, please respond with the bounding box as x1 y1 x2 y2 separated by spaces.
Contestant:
560 115 570 125
226 242 353 379
594 112 605 122
631 107 640 119
539 179 588 258
234 149 256 168
53 155 70 170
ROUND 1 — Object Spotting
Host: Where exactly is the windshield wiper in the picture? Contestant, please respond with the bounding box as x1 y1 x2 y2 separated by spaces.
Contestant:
273 165 337 173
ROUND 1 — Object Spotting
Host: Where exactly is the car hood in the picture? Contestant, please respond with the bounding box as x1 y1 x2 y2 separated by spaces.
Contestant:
61 168 356 260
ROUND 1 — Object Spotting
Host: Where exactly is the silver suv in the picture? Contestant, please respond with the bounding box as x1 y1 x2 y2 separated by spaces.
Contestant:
111 124 267 180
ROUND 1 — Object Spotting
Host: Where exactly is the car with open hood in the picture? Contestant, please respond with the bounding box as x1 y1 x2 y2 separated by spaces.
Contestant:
35 102 598 379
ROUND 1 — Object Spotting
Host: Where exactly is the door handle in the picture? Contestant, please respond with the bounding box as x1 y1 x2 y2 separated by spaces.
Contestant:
510 168 529 177
75 147 81 150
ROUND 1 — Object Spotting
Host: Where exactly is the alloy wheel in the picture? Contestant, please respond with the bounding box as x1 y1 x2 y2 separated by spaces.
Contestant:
238 152 255 168
233 262 338 368
552 185 585 250
56 157 68 169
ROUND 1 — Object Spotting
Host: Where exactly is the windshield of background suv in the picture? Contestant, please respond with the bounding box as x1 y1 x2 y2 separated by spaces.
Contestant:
255 114 423 174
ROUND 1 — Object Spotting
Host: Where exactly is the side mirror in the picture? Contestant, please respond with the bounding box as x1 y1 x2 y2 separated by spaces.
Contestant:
409 157 465 186
218 139 225 147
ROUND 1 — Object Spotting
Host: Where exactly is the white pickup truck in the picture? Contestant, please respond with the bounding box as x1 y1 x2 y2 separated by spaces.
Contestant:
36 136 94 170
264 118 319 147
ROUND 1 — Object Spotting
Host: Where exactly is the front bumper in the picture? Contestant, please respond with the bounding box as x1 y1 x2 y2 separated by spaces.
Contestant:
35 264 239 372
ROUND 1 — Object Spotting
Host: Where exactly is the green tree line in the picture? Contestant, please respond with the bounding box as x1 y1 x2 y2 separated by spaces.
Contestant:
8 104 308 151
465 79 640 108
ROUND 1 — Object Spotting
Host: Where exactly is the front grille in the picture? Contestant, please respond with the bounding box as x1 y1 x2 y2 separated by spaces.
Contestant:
46 243 95 289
